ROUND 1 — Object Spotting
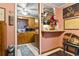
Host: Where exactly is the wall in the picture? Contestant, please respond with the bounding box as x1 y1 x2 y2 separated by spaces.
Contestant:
41 7 63 53
0 3 15 48
54 6 79 48
41 4 79 53
59 7 79 48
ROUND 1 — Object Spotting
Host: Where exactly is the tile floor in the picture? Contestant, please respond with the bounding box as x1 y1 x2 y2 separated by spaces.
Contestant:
17 43 39 56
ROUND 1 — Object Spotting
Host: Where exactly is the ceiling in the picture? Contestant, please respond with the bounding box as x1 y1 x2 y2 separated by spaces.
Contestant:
17 3 76 18
44 3 75 8
17 3 38 18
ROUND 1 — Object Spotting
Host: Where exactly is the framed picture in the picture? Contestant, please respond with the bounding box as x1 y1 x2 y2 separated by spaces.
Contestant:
63 3 79 19
41 7 54 24
0 7 5 21
63 3 79 30
9 16 14 26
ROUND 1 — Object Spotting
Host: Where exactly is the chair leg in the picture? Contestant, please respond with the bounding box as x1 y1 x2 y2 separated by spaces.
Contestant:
64 45 66 55
75 48 78 56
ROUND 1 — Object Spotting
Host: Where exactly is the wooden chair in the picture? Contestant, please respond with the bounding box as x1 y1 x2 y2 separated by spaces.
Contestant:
63 33 79 56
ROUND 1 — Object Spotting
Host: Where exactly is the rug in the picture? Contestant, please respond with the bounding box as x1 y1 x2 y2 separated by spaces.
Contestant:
48 50 72 56
18 45 34 56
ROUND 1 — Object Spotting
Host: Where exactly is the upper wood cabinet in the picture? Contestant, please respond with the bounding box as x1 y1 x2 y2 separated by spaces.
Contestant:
18 16 36 29
27 17 35 29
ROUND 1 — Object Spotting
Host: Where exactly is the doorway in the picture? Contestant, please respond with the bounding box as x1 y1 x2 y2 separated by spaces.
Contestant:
17 3 40 56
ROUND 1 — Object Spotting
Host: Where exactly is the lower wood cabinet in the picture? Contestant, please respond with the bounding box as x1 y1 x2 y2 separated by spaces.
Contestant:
35 33 39 49
18 32 35 44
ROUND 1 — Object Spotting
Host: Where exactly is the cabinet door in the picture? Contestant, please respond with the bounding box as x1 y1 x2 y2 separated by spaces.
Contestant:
0 22 2 55
23 33 29 43
20 33 25 44
18 33 28 44
27 32 35 42
28 18 35 29
35 34 39 49
18 33 25 44
18 32 35 44
17 34 21 44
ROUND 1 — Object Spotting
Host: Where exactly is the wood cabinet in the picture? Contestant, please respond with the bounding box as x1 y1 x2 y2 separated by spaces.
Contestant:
18 33 26 44
35 33 39 49
27 17 35 29
18 17 35 29
18 32 35 44
17 17 39 48
0 21 6 56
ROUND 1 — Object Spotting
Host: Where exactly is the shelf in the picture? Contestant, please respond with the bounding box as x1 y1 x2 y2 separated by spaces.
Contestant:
41 30 64 33
42 30 65 37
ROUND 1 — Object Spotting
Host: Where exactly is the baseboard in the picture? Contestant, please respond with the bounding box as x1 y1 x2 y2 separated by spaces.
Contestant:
17 44 27 46
41 47 75 56
59 48 75 56
41 47 61 54
41 48 61 56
